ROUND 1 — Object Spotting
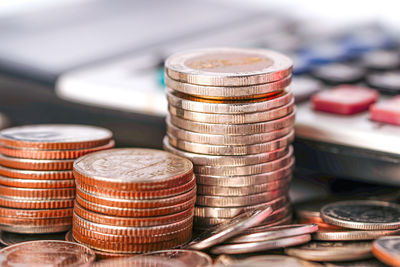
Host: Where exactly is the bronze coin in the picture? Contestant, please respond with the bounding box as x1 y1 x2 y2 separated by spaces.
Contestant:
0 195 74 209
0 206 72 219
0 175 75 188
0 165 73 180
0 154 74 170
0 216 72 234
0 184 75 199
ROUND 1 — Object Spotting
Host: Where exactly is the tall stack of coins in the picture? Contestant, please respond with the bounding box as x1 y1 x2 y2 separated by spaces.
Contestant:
72 148 196 256
0 125 114 234
163 47 295 229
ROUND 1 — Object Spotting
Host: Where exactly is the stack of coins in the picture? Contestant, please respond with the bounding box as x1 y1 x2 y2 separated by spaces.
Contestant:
72 148 196 256
163 47 295 229
0 125 114 234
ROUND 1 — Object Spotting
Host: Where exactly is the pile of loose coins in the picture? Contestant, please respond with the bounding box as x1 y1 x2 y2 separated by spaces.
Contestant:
0 125 114 234
163 47 295 230
71 148 196 256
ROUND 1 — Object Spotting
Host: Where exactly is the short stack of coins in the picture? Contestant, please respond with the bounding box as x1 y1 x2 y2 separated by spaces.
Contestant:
163 47 295 230
0 124 114 234
72 148 196 256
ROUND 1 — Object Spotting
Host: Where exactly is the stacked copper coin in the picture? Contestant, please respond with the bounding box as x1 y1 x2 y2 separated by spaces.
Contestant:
163 47 295 230
72 148 196 256
0 124 114 234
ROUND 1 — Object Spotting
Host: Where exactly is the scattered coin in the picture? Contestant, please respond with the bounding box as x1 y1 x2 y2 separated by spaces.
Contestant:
143 249 212 267
372 236 400 267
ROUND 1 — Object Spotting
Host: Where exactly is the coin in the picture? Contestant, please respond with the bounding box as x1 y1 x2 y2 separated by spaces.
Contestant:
226 224 318 243
0 195 74 209
314 228 400 241
0 230 67 246
73 148 194 191
0 139 115 160
168 100 294 124
0 154 74 170
285 241 372 262
373 236 400 267
165 47 292 87
167 131 294 155
166 88 293 114
295 197 338 221
0 124 112 150
0 206 72 219
167 120 292 145
0 165 73 180
210 234 311 254
164 137 289 166
0 216 72 234
93 255 189 267
0 176 75 188
0 240 95 266
324 259 388 267
0 184 75 199
213 255 323 267
320 200 400 230
143 249 212 267
187 207 273 250
169 112 295 135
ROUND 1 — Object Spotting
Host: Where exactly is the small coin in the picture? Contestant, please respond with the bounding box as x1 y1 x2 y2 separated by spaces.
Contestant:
373 236 400 267
0 240 95 266
285 241 372 262
320 200 400 230
167 120 292 145
0 139 115 160
0 216 72 234
0 184 75 200
169 112 295 135
0 195 74 209
168 99 294 124
324 259 388 267
213 255 323 267
0 165 73 180
143 249 212 267
187 207 273 250
165 47 293 87
210 234 311 254
0 154 74 170
0 175 75 188
226 224 318 244
93 255 189 267
314 228 400 241
164 137 289 166
0 124 112 150
0 230 67 246
166 88 293 114
73 148 193 191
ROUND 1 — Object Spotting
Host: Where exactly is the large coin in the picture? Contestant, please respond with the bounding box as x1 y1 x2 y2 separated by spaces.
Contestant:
321 200 400 230
372 236 400 267
0 240 95 266
143 249 212 267
165 47 292 87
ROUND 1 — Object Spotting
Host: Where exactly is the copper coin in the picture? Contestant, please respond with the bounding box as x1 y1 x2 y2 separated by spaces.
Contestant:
0 165 73 180
0 231 67 246
76 194 196 218
76 185 196 209
0 175 75 188
373 236 400 267
0 154 74 170
0 184 75 199
76 175 196 200
74 201 194 227
0 195 74 209
0 124 112 150
298 217 342 230
73 148 193 191
93 255 189 267
0 240 95 266
165 47 292 87
0 206 72 219
0 216 72 234
73 212 193 236
0 140 115 160
143 249 212 267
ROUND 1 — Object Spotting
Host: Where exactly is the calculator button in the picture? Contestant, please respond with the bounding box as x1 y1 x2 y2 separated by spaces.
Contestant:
312 85 379 115
366 71 400 95
303 43 349 65
370 96 400 126
311 63 365 85
292 76 322 103
360 50 400 71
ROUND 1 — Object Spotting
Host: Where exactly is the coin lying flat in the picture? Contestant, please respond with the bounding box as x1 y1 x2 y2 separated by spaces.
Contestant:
314 228 400 241
214 255 323 267
285 241 372 262
165 47 293 87
372 236 400 267
320 200 400 230
143 249 212 267
187 207 273 250
0 154 74 170
0 240 95 266
93 255 189 267
0 176 75 189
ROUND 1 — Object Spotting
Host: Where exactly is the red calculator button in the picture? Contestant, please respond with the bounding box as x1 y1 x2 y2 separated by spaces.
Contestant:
370 96 400 125
312 85 379 115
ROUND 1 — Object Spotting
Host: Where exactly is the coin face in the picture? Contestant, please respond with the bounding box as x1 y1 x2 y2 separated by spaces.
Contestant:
165 47 293 86
321 200 400 230
372 236 400 266
143 249 212 267
0 124 112 149
0 240 95 266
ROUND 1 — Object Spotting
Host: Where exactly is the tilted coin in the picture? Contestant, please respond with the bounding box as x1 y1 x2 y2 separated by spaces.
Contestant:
320 200 400 230
73 148 193 191
143 249 212 267
164 137 289 166
0 165 73 180
187 207 273 250
210 234 311 254
0 230 67 246
169 112 295 135
0 240 95 266
314 228 400 241
226 224 318 243
166 88 293 114
285 241 372 262
168 99 294 124
0 154 74 170
165 47 293 87
93 255 188 267
167 120 292 145
213 255 323 267
167 130 294 155
372 236 400 267
324 259 389 267
0 176 75 189
0 124 113 149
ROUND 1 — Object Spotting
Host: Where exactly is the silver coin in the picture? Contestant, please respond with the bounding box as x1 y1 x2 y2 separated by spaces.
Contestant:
187 206 273 250
324 259 388 267
213 255 323 267
372 236 400 267
210 234 311 254
143 249 212 267
321 200 400 230
314 228 400 241
165 47 293 87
